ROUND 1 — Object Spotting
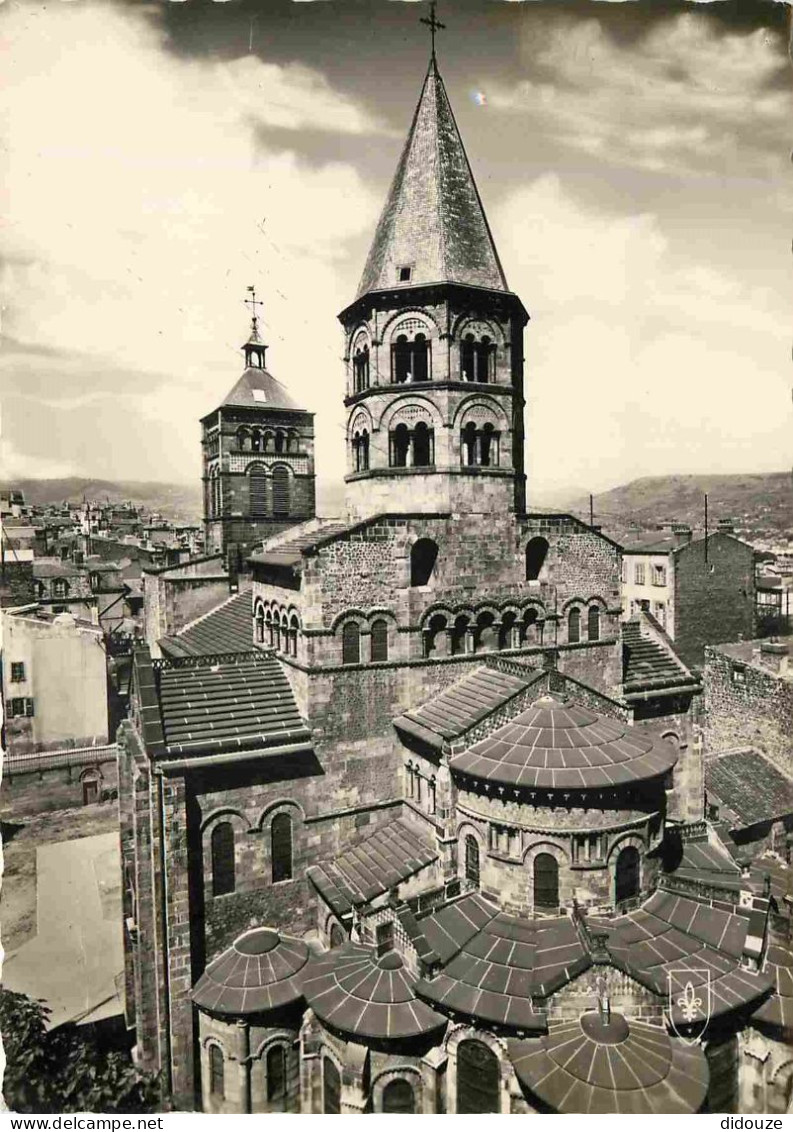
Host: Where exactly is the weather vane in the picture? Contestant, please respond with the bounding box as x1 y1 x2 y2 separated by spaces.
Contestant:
244 284 263 336
420 1 445 61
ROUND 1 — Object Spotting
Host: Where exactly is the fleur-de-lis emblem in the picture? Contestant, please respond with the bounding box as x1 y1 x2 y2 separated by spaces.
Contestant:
676 980 703 1023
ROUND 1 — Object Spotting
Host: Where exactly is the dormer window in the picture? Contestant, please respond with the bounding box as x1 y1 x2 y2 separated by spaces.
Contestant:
398 265 413 282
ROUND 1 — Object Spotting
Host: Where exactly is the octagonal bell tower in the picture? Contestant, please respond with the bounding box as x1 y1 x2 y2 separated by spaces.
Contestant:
338 50 529 521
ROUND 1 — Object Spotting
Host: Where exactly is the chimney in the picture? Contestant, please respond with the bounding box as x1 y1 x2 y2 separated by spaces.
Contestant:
672 524 692 547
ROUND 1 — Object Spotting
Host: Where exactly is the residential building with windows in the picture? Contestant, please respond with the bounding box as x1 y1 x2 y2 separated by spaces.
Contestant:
617 529 756 670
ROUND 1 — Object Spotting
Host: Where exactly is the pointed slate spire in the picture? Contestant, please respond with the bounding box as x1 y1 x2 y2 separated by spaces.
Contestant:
356 57 509 298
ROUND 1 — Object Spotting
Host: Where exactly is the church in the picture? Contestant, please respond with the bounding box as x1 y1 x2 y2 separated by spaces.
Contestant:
117 30 793 1116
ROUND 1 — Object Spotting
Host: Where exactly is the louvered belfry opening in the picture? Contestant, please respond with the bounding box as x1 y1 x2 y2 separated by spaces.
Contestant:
249 467 267 517
272 466 289 517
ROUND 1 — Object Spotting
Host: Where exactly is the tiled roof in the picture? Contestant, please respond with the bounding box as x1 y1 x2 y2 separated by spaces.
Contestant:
159 591 253 658
415 893 579 1032
250 519 355 567
301 943 445 1041
307 819 437 916
706 750 793 830
395 665 540 748
670 839 742 891
450 696 678 791
213 367 305 414
508 1015 709 1114
622 620 694 694
33 559 85 579
157 652 310 758
606 889 773 1023
356 57 509 298
752 942 793 1033
191 927 309 1016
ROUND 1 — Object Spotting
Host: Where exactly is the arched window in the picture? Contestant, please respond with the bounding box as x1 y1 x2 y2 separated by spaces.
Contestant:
451 615 469 656
389 422 410 467
412 420 434 467
289 614 299 658
392 331 429 383
209 1045 224 1098
568 607 581 644
588 605 600 641
615 846 640 905
323 1057 341 1114
525 537 549 581
263 431 273 453
287 431 298 453
382 1079 415 1114
461 421 477 467
266 1045 288 1110
464 835 480 885
236 427 248 451
251 429 262 453
342 621 360 665
265 610 274 647
520 608 539 645
475 612 496 652
211 823 235 896
274 431 285 454
272 467 289 517
353 429 370 473
271 813 293 883
410 538 438 586
370 619 388 662
457 1040 499 1114
460 334 494 383
255 604 265 643
533 853 559 912
329 922 345 949
249 467 267 518
425 613 448 658
354 344 370 393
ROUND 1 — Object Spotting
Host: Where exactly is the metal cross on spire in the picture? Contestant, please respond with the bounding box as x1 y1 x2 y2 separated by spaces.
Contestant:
244 284 264 339
420 1 445 61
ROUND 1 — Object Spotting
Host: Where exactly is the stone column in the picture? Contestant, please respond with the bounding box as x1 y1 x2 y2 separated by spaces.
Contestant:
237 1021 251 1114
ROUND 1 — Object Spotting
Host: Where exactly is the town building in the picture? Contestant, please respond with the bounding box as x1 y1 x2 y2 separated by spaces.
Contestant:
117 38 792 1118
617 529 756 670
201 298 316 562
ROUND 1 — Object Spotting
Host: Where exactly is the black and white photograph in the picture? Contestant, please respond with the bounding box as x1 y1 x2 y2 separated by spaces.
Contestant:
1 0 792 1117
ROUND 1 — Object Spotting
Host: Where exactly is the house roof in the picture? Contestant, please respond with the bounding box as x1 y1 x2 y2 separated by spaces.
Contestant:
622 619 696 695
191 927 309 1016
204 366 306 419
670 838 742 892
355 56 509 299
301 942 446 1041
395 664 541 749
159 591 252 658
449 695 678 791
156 652 310 758
307 818 437 916
706 750 793 830
33 559 86 579
508 1015 709 1114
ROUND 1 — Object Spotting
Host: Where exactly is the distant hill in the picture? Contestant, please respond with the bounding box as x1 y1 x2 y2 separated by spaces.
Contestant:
566 473 793 535
1 478 203 524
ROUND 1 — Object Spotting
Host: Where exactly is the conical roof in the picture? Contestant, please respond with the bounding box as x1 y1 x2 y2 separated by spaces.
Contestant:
191 927 310 1016
356 57 508 298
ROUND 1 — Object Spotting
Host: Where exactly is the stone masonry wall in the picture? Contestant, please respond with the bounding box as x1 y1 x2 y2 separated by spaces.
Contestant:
673 534 756 671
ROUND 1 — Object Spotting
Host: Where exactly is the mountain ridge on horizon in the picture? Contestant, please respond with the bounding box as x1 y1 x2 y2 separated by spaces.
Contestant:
2 471 790 534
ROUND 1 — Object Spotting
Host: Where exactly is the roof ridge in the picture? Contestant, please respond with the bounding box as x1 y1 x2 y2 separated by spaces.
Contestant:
175 587 250 639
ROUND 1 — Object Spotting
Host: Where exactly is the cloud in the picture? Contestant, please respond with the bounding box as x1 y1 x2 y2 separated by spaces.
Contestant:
489 13 789 177
0 436 78 481
0 0 382 482
494 174 791 494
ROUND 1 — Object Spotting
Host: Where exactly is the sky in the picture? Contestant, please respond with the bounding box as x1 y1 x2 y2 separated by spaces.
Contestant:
0 0 791 499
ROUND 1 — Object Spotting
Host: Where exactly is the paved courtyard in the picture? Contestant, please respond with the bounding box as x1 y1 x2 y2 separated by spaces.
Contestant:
3 832 123 1028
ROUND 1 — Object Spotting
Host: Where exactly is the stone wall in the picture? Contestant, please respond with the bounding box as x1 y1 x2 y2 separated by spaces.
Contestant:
142 555 230 655
703 644 793 780
673 534 756 671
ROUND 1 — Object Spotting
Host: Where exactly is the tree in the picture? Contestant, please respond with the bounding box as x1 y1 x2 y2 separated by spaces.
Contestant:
0 990 160 1113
